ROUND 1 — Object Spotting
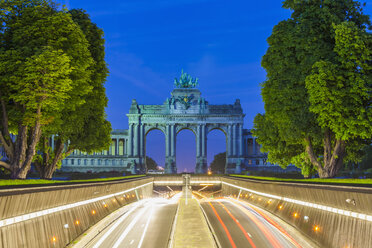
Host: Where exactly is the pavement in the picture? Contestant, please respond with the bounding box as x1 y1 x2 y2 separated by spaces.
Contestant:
172 198 216 248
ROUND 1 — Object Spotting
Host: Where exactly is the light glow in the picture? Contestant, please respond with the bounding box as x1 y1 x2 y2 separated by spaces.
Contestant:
0 182 152 228
222 181 372 222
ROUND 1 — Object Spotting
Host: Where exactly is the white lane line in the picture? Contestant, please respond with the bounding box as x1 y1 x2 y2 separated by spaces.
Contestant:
247 232 252 238
92 202 142 248
137 206 154 248
130 240 134 245
112 205 150 248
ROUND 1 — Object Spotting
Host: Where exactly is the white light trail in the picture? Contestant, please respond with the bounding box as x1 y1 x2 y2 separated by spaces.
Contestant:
222 181 372 222
112 204 150 248
92 202 142 248
137 206 154 248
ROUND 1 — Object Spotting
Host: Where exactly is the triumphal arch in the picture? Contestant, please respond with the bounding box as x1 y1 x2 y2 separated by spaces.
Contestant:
61 72 263 174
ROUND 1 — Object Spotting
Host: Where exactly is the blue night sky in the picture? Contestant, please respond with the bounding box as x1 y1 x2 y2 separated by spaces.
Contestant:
59 0 371 173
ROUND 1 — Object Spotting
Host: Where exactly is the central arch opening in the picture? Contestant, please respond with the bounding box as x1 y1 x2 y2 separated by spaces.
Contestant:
176 129 196 173
145 129 165 172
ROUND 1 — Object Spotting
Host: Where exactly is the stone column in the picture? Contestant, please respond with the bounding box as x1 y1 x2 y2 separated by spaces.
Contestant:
165 125 170 157
165 124 176 174
139 125 144 157
196 125 207 174
239 125 244 156
232 124 237 156
133 124 139 157
227 125 232 156
128 124 133 157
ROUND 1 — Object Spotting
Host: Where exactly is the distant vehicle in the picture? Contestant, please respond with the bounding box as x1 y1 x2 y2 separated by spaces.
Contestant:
147 170 164 174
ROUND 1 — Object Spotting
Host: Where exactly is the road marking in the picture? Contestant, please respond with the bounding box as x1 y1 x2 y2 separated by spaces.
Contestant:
130 240 134 245
112 205 150 248
92 202 142 248
137 206 154 248
247 232 252 238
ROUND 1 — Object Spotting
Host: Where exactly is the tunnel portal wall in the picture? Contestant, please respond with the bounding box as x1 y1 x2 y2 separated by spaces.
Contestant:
221 176 372 248
0 177 153 248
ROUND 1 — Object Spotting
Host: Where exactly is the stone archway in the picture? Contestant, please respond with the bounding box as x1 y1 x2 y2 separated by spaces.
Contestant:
62 72 263 174
125 72 246 174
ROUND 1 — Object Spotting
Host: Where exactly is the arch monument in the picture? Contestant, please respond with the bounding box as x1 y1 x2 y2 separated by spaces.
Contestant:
61 72 264 174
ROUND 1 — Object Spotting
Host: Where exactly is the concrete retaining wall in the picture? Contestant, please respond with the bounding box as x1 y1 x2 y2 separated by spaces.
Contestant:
0 177 153 248
222 177 372 248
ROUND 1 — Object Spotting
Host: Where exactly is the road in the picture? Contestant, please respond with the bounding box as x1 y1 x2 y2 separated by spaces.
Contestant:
200 198 303 248
84 195 179 248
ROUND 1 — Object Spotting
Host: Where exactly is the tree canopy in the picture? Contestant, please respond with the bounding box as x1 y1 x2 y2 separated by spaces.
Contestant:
210 152 226 174
253 0 371 178
34 8 111 179
0 0 93 178
146 156 158 171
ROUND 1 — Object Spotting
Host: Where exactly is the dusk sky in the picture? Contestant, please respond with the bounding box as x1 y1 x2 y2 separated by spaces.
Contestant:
59 0 371 172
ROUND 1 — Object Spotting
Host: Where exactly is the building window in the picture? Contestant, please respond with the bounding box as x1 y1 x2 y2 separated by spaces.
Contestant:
98 159 102 165
84 159 87 165
71 159 74 165
105 160 109 165
78 159 81 165
248 160 252 165
91 160 94 165
256 159 260 165
119 139 124 156
120 160 124 165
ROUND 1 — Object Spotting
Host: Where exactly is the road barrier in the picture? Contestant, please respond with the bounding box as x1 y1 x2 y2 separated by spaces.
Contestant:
0 177 153 248
222 176 372 248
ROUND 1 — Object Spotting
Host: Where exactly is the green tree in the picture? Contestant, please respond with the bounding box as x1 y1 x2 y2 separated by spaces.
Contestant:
0 0 93 179
210 152 226 174
146 156 158 171
253 0 371 178
34 8 111 179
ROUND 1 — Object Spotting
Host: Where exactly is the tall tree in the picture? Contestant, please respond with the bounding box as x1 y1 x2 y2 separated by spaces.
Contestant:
34 9 111 179
0 0 93 179
210 152 226 174
253 0 371 178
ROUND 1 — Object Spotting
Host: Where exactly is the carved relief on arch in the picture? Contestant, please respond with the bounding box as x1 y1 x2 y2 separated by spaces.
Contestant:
175 123 197 135
206 124 228 136
144 124 166 136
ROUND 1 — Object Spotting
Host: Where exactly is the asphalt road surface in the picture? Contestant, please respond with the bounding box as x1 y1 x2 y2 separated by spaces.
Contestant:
200 198 302 248
85 196 179 248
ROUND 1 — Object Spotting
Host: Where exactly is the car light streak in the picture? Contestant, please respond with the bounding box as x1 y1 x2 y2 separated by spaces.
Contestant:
231 198 303 248
92 201 143 248
216 201 256 248
112 204 150 248
0 182 152 228
208 202 237 248
222 199 282 248
137 206 154 248
222 181 372 222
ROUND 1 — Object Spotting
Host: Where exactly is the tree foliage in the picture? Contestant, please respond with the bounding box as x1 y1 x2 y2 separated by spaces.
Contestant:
253 0 371 178
146 156 158 171
0 0 93 178
210 152 226 174
34 8 111 179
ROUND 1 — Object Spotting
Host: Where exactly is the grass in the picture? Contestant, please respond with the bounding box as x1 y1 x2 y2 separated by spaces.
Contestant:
229 174 372 185
0 175 146 186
